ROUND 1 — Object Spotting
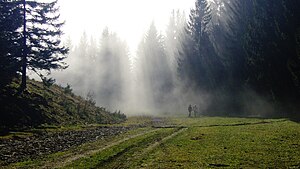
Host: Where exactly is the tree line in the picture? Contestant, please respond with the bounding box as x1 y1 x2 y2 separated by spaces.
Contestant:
55 28 131 110
1 0 299 117
176 0 300 117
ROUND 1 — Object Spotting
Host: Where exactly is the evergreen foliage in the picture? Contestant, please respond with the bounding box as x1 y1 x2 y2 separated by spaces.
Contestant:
177 0 300 116
2 0 299 119
136 22 173 108
178 0 225 91
53 28 131 110
0 0 68 90
0 0 22 87
20 0 68 90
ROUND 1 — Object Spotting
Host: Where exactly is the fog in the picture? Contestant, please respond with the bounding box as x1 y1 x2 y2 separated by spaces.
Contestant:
52 19 200 115
57 0 195 52
47 0 289 117
51 0 200 115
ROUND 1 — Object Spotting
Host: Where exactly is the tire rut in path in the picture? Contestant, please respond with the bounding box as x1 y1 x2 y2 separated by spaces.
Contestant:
101 127 188 169
141 127 187 155
42 128 160 169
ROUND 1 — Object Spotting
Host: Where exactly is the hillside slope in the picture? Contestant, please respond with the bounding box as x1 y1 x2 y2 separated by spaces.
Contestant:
0 78 126 131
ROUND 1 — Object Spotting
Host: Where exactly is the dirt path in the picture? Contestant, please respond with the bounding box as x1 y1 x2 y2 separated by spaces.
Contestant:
141 127 187 155
2 117 287 168
55 120 285 168
0 126 131 166
41 128 160 169
98 127 187 169
44 117 173 168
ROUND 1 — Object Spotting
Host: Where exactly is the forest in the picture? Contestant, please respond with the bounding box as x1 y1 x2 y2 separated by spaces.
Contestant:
1 0 300 168
1 0 300 119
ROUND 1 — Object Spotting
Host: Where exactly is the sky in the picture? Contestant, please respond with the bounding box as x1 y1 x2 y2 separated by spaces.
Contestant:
57 0 196 54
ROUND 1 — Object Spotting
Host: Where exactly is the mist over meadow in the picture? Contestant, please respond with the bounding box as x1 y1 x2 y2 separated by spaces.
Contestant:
52 0 300 118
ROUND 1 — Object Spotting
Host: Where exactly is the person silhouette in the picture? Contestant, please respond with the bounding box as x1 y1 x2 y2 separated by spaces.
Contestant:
188 104 192 117
193 105 198 117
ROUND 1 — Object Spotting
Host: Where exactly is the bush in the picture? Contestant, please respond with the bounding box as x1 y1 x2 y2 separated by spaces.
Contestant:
64 84 73 94
42 77 56 88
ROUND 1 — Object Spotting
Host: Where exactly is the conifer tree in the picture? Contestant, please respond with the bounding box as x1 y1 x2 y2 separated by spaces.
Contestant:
179 0 223 90
165 10 186 73
96 28 131 109
0 0 22 87
137 22 173 108
20 0 68 90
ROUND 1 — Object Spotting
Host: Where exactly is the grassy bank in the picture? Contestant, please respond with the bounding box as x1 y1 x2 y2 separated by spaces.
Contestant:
0 78 126 132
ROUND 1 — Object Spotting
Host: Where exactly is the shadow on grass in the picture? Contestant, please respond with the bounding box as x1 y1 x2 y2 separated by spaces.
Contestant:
201 113 300 124
289 115 300 123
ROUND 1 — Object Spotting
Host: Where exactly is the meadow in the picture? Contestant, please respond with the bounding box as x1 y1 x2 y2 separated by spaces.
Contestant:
4 117 300 168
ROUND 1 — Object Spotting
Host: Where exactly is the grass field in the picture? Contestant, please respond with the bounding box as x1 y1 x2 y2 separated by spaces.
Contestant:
142 118 300 168
5 116 300 168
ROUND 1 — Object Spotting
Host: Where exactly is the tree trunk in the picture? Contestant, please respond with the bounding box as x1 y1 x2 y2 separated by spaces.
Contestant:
21 0 27 91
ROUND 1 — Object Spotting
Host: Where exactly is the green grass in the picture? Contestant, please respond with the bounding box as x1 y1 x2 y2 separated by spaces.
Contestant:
8 127 154 169
119 116 154 126
0 131 33 139
169 116 284 127
12 151 67 168
62 117 299 169
0 78 126 131
62 128 177 169
141 119 300 168
5 117 300 169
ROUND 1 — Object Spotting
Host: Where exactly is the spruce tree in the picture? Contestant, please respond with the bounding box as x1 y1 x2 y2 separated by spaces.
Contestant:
96 28 130 109
244 0 300 112
20 0 68 90
179 0 223 90
0 0 22 87
137 22 173 108
165 10 186 73
188 0 211 44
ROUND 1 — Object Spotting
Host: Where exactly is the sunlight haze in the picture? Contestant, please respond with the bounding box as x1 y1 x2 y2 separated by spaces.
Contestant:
58 0 195 53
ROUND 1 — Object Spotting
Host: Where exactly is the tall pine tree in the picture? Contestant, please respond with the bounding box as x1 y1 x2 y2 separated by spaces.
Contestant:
20 0 68 90
95 28 131 109
137 22 173 109
179 0 224 90
0 0 22 87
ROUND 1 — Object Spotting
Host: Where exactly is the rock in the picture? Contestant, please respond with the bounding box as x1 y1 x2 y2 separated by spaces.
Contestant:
0 126 131 165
